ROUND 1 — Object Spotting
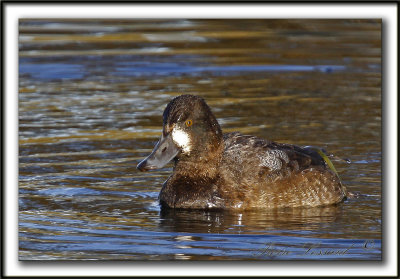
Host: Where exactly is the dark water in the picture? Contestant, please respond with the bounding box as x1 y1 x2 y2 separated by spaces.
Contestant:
19 19 381 260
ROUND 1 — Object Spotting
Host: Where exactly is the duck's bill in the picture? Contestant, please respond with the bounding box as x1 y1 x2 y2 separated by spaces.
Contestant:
137 133 180 172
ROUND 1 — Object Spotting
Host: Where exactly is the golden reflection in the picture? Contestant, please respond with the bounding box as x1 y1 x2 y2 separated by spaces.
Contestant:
159 205 346 238
19 129 160 145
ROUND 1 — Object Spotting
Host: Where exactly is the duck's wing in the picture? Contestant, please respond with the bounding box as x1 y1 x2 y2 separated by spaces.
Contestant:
223 132 328 173
268 141 328 171
222 133 347 208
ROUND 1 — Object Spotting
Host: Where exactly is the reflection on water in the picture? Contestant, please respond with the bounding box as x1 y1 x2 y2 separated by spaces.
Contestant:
159 206 345 235
19 19 381 260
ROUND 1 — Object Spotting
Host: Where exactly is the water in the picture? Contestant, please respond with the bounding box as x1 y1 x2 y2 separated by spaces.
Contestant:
19 19 381 260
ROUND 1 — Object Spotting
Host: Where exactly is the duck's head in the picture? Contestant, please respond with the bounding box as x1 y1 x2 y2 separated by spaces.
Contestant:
137 95 223 171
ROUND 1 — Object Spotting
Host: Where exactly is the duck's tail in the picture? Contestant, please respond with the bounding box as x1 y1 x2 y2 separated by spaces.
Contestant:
305 146 351 198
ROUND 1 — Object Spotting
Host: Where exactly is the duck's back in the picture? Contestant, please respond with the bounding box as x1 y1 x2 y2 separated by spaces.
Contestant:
220 132 347 209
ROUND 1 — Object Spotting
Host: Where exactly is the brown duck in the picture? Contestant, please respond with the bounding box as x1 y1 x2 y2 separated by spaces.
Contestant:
137 94 348 210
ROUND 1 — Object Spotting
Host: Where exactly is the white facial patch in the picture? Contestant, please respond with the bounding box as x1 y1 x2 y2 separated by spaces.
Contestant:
171 128 191 153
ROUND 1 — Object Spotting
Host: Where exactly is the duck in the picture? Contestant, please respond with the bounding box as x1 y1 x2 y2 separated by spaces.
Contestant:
137 94 348 210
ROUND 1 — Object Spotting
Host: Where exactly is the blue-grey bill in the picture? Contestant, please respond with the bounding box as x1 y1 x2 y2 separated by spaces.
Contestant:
137 133 180 171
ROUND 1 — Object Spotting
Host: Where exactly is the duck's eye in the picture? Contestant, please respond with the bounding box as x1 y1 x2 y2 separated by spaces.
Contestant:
185 119 193 127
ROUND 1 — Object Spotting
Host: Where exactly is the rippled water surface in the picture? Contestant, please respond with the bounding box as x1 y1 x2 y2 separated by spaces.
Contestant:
19 19 381 260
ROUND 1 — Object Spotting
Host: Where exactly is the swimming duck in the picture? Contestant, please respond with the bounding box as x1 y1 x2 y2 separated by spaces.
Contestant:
137 94 348 210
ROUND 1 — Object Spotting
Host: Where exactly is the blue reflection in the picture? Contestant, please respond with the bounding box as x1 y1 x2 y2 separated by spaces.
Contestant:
19 63 85 80
19 60 347 81
113 62 347 77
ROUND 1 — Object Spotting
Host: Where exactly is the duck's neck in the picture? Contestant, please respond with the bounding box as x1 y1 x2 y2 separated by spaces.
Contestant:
173 139 224 180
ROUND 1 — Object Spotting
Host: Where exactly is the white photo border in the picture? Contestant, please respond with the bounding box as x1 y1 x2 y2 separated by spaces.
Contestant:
3 2 398 277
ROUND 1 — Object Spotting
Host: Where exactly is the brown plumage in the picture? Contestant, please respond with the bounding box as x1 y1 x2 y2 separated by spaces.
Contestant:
137 94 348 210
